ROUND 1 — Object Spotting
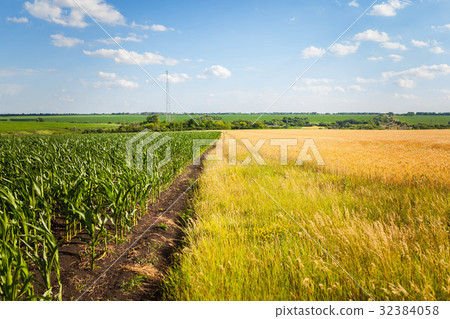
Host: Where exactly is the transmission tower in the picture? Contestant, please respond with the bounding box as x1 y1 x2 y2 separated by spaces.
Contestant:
165 70 171 123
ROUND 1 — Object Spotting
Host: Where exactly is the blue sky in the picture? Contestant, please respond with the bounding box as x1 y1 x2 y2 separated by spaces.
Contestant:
0 0 449 114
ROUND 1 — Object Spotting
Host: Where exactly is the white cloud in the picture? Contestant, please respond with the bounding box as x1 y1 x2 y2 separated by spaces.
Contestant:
98 71 117 80
98 33 147 45
348 85 365 92
130 22 174 31
380 41 407 50
369 0 411 17
330 43 360 56
157 73 191 84
353 29 390 42
301 78 333 85
94 72 138 88
95 79 138 89
396 78 416 89
196 74 207 79
301 46 325 59
51 34 84 47
394 93 417 99
367 56 384 61
83 49 178 66
383 64 450 90
290 17 296 21
430 46 445 54
382 64 450 81
411 39 429 48
356 77 378 83
293 85 346 96
348 1 359 7
6 17 29 23
389 54 404 62
432 24 450 31
109 78 138 89
24 0 125 28
203 65 231 79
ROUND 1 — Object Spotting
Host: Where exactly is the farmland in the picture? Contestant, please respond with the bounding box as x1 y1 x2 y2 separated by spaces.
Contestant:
165 129 450 301
1 114 449 134
1 128 449 301
0 131 219 300
0 121 118 134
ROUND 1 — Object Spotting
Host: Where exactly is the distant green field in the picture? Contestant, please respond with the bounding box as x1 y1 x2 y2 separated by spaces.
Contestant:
0 121 118 134
395 115 450 125
1 114 449 134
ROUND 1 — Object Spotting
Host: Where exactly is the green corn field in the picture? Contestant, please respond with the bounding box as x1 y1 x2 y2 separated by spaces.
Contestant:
0 131 219 300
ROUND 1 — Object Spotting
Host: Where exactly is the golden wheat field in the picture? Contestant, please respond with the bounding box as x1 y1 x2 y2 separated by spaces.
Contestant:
165 129 450 301
223 129 450 186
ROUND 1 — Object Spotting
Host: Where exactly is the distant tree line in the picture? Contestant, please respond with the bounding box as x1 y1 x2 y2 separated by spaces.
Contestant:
81 114 450 134
3 111 450 117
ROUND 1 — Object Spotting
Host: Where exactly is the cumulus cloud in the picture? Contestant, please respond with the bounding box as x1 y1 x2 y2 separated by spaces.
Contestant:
330 43 360 56
301 46 325 59
95 72 138 89
396 78 416 89
157 73 191 84
348 1 359 7
382 64 450 80
348 85 365 92
98 71 117 80
383 64 450 89
130 22 174 31
411 39 429 48
83 49 178 66
430 46 445 54
353 29 390 42
432 24 450 31
356 77 378 83
367 56 384 61
389 54 404 62
6 17 29 23
51 34 84 47
24 0 125 28
380 41 407 50
98 33 147 45
203 65 231 79
369 0 411 17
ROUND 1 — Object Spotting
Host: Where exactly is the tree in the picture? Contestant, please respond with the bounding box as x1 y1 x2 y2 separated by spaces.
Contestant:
146 115 160 126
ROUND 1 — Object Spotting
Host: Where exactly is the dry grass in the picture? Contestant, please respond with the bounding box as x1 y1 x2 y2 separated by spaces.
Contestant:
164 129 449 301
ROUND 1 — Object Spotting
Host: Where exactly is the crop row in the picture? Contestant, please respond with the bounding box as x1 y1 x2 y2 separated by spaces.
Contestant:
0 131 219 300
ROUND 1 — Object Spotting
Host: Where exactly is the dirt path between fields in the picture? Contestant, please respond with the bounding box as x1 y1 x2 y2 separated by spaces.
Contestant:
58 150 209 301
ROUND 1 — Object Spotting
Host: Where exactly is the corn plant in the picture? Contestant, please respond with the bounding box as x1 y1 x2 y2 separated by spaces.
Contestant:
0 131 220 300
